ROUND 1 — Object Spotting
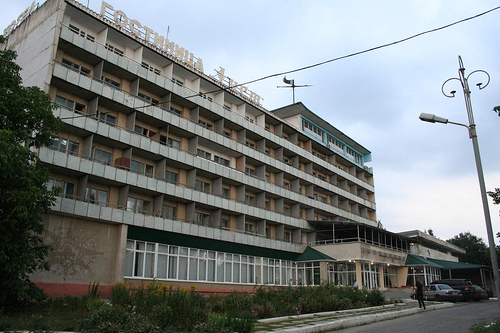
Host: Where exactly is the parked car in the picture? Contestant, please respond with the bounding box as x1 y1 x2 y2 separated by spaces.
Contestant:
470 285 489 301
431 279 473 301
423 284 462 302
480 286 494 298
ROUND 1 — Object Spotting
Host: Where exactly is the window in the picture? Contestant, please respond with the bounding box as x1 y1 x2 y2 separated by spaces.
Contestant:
198 119 213 130
162 204 176 220
125 241 259 285
165 170 178 184
105 43 124 56
127 197 151 213
245 141 255 149
167 138 180 150
61 58 90 76
171 78 184 86
141 61 162 75
222 187 230 199
194 212 210 226
220 217 229 229
92 147 112 165
55 95 85 114
197 149 211 159
245 166 256 176
327 135 345 152
49 136 79 155
68 24 95 42
96 110 116 126
131 160 154 177
47 178 75 198
245 223 256 235
245 194 255 206
170 106 182 115
103 76 121 88
214 155 229 167
87 187 108 206
284 231 293 243
138 92 160 105
303 119 324 140
195 180 211 193
134 125 147 136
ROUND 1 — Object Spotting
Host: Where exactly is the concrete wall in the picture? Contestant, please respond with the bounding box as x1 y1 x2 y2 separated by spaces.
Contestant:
3 0 64 92
31 213 127 296
410 244 459 262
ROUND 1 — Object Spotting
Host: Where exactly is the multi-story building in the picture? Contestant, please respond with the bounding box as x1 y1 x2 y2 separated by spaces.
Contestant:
3 0 466 297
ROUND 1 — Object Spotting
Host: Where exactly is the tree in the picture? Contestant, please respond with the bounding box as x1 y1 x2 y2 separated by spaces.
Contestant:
488 188 500 205
493 106 500 117
0 35 62 307
447 232 490 267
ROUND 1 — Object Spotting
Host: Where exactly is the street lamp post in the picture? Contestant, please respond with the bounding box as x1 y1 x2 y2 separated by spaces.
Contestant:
419 56 500 312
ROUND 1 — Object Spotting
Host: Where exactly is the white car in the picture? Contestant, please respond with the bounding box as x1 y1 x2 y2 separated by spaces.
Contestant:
424 284 462 302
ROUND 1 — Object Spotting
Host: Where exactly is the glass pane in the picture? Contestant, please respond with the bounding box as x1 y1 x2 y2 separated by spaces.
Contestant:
168 256 177 279
124 249 133 276
189 257 198 280
178 257 188 280
134 252 144 277
199 259 207 281
207 260 215 282
145 252 155 278
157 254 167 279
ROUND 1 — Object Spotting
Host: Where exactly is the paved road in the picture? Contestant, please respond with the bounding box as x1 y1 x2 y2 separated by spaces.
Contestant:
335 300 500 333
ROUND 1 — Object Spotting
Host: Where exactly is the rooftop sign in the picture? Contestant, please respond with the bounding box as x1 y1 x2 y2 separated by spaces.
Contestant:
3 1 36 36
100 1 262 106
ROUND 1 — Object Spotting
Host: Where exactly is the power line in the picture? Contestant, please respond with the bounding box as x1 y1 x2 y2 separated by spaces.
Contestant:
58 5 500 121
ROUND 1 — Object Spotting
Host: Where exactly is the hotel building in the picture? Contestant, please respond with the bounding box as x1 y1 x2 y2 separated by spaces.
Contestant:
2 0 472 297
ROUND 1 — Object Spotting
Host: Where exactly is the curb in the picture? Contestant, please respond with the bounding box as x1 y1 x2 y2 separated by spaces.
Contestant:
258 302 454 333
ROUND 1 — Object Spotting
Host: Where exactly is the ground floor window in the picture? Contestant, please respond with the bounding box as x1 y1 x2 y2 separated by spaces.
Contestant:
296 262 321 286
406 266 441 286
361 262 379 289
125 239 319 286
384 266 398 288
328 262 356 286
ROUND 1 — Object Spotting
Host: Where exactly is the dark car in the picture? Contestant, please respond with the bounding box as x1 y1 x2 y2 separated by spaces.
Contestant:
430 279 474 301
470 285 489 301
480 286 494 298
423 284 462 302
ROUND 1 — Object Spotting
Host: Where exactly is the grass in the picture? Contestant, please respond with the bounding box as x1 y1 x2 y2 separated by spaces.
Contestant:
469 319 500 333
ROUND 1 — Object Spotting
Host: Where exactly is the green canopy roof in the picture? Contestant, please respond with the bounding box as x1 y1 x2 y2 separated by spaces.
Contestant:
426 257 487 270
295 246 336 262
406 254 488 270
405 254 445 268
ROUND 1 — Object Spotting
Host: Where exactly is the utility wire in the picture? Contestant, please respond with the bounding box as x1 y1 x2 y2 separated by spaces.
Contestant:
58 5 500 121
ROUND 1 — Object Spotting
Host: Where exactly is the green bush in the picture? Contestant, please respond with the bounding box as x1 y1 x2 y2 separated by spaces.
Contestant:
111 282 132 309
366 289 385 306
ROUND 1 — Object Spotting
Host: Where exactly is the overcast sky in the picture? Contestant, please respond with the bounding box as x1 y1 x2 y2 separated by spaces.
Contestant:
3 0 500 244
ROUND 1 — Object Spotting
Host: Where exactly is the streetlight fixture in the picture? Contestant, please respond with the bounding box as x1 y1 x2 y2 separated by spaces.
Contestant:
419 56 500 312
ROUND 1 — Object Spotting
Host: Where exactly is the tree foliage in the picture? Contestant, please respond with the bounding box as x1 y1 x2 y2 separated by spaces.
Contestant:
0 35 62 307
488 188 500 205
447 232 491 267
493 106 500 117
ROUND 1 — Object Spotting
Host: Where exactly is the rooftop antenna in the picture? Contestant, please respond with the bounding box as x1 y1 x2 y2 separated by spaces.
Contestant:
277 76 312 103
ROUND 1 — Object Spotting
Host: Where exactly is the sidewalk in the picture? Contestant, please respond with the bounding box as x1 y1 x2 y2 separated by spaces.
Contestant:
254 299 453 332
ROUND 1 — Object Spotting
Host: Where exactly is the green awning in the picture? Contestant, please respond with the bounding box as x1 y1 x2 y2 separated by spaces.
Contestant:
426 257 488 270
405 254 445 268
295 246 336 262
128 225 299 261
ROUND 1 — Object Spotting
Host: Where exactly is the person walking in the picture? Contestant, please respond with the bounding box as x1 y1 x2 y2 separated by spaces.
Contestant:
415 280 426 310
